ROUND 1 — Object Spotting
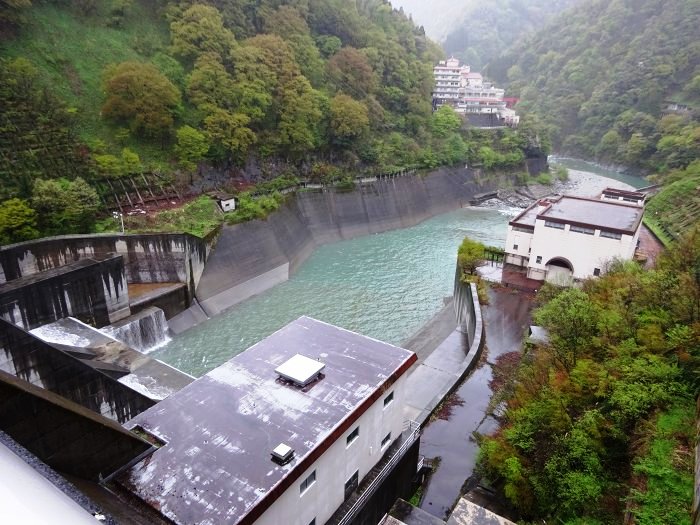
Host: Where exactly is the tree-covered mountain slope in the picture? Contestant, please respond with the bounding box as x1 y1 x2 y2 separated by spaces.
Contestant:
487 0 700 172
0 0 550 241
391 0 580 69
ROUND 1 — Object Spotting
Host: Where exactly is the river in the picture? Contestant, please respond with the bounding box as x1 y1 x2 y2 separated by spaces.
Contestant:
155 159 647 378
154 206 515 376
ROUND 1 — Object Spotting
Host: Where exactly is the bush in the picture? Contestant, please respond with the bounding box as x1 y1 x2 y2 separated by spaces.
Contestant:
552 165 569 181
225 193 284 224
535 173 553 185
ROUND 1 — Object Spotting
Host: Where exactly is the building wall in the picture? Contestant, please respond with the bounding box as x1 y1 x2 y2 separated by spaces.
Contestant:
526 219 639 280
504 226 534 267
255 374 408 525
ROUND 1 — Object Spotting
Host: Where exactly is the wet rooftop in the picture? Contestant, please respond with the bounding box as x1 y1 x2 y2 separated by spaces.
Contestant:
509 201 551 228
118 316 416 525
539 196 643 233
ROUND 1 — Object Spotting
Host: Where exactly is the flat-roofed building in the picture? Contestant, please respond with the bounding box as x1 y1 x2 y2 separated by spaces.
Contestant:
600 187 646 206
116 316 419 525
504 194 644 284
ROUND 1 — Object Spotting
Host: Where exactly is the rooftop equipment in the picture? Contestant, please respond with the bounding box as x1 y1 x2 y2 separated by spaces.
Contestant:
275 354 325 387
271 443 294 465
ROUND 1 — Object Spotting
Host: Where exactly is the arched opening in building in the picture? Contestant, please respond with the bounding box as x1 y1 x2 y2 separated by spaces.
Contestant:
545 257 574 285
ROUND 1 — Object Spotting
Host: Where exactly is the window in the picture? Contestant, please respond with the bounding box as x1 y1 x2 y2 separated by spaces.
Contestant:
544 220 565 230
593 268 601 276
570 225 595 235
383 392 394 408
535 256 542 264
308 520 316 525
300 471 316 495
381 433 392 449
600 230 622 240
513 244 519 250
512 226 534 234
346 426 359 446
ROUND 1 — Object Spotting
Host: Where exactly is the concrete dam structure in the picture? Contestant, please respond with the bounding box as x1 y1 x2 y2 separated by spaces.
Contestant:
192 166 509 323
0 232 213 333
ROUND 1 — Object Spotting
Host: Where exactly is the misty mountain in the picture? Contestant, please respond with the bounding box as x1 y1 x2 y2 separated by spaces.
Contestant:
391 0 581 69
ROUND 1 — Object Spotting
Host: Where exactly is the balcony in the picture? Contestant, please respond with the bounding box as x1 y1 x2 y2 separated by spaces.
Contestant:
326 420 421 525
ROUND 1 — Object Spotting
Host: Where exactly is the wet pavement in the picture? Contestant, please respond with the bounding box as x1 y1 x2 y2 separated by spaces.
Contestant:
418 287 533 520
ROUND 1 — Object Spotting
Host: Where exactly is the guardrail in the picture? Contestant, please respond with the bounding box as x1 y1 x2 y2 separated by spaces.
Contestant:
246 169 420 200
335 420 420 525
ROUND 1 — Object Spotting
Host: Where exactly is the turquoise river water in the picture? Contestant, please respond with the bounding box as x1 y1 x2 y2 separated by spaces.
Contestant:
155 159 647 377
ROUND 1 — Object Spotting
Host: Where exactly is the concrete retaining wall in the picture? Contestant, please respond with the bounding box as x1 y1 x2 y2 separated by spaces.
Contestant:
195 167 503 319
412 278 485 427
0 232 213 305
0 255 130 330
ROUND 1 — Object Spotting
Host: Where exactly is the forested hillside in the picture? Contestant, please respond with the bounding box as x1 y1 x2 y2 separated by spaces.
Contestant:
487 0 700 173
0 0 548 241
441 0 579 70
391 0 580 70
479 231 700 523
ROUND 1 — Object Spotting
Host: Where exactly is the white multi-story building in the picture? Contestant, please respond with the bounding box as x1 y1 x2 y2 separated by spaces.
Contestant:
433 58 519 126
116 316 419 525
433 57 466 102
504 191 644 284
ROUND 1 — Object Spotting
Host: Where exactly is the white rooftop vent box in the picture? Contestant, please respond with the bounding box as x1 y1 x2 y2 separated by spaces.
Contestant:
271 443 294 465
275 354 325 387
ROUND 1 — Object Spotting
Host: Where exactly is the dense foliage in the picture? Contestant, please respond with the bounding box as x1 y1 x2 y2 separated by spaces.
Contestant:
1 0 444 177
478 232 700 523
487 0 700 173
0 0 552 241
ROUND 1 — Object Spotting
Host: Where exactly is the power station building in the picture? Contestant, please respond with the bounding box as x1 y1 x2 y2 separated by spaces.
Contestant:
504 190 645 284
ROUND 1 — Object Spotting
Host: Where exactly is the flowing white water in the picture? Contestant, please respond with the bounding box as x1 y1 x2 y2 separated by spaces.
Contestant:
102 308 171 354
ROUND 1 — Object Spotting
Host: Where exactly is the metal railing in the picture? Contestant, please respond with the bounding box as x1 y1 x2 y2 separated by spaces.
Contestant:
335 420 420 525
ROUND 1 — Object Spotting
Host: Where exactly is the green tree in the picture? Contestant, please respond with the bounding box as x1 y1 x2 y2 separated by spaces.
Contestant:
274 76 324 157
315 34 342 57
0 198 38 244
120 148 142 174
102 61 181 138
432 105 462 137
326 47 376 97
534 288 601 371
175 125 209 172
203 109 256 161
329 94 369 146
169 4 236 62
32 178 100 235
457 236 486 276
186 52 237 112
264 6 324 86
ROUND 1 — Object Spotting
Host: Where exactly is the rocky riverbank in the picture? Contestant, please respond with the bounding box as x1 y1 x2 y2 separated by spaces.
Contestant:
475 168 639 211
